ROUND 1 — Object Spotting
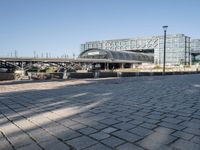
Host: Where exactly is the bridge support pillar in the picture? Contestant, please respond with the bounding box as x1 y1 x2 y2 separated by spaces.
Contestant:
131 64 135 68
120 63 124 69
105 63 109 70
63 70 68 79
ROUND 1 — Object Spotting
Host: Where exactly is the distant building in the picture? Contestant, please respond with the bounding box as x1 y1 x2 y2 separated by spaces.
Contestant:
191 39 200 62
81 34 200 65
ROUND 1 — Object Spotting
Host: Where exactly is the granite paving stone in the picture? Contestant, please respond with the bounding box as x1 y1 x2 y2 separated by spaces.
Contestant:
139 122 157 129
172 130 194 140
78 127 98 135
113 122 136 130
162 117 183 124
0 131 3 138
0 136 14 150
27 128 57 143
159 121 186 130
16 144 42 150
191 136 200 144
66 136 98 150
58 119 79 127
83 143 112 150
128 119 144 125
180 121 200 129
58 129 82 141
137 138 173 150
87 121 108 130
102 127 118 133
68 123 87 130
101 136 125 148
137 132 177 145
129 126 153 137
171 139 200 150
0 75 200 150
116 117 132 122
112 130 142 142
7 134 36 149
39 139 70 150
99 118 121 125
89 131 110 140
144 118 160 124
146 114 165 120
154 126 175 134
116 142 144 150
183 127 200 136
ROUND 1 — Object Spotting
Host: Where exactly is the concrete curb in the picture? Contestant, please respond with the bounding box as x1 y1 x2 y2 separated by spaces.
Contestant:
66 71 200 79
1 71 199 81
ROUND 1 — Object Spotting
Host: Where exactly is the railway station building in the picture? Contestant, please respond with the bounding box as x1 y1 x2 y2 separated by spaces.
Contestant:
80 34 200 65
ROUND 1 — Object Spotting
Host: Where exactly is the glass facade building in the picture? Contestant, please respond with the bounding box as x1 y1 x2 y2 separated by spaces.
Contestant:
81 34 194 65
191 39 200 62
191 39 200 51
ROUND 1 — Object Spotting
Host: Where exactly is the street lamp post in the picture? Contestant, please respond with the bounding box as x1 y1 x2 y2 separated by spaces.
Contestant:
162 25 168 75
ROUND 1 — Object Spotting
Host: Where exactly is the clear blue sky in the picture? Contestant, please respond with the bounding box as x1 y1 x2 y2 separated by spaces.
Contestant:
0 0 200 57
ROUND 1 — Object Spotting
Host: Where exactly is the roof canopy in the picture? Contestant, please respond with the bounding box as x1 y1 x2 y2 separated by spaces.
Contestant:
79 48 153 62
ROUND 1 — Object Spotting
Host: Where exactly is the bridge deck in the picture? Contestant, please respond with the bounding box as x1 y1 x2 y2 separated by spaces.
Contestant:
0 57 142 63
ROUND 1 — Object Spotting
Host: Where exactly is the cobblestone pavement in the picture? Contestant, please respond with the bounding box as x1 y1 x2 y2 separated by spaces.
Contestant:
0 75 200 150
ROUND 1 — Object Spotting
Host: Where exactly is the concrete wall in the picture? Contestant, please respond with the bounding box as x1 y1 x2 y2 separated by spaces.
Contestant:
67 72 94 78
0 73 15 81
1 71 199 81
98 72 118 78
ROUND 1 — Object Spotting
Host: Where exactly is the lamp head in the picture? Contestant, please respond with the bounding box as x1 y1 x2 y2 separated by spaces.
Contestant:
162 25 168 31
